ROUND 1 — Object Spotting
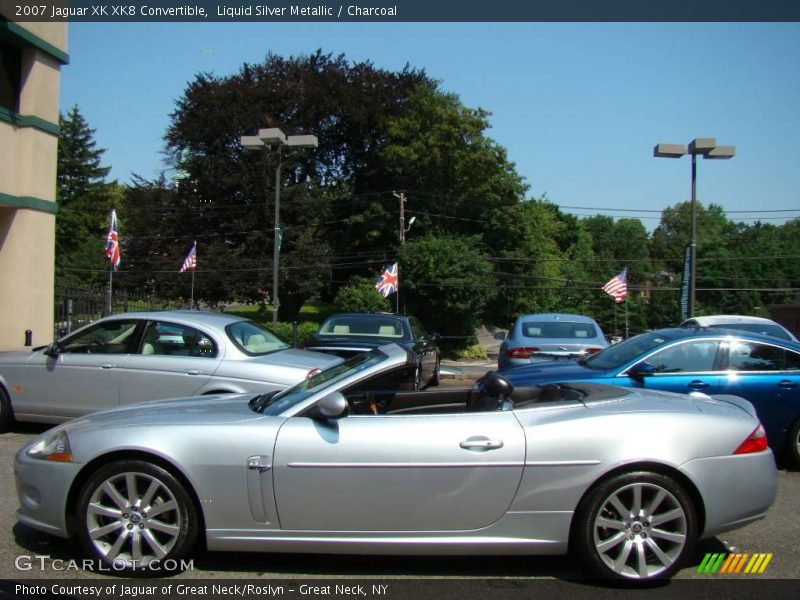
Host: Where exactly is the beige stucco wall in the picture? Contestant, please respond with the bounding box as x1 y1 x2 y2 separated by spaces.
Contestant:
0 22 66 350
0 208 56 348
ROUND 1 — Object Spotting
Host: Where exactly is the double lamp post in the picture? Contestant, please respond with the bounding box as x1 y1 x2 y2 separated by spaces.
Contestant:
653 138 734 318
241 128 318 325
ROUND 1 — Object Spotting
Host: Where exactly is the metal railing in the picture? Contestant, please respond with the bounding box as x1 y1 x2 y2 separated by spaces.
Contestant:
54 284 179 338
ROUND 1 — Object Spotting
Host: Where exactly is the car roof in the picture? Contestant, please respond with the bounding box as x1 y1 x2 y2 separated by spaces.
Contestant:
681 315 783 326
102 310 249 326
645 326 800 349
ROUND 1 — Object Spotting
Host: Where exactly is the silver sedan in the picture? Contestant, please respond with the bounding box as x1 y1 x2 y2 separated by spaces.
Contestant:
15 344 777 582
0 310 341 428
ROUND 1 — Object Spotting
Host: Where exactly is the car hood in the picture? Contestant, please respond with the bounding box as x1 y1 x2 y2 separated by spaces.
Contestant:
503 359 611 383
56 393 267 432
249 347 343 369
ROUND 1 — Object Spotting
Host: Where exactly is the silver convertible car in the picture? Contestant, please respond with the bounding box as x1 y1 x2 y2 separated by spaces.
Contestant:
15 345 777 581
0 310 341 429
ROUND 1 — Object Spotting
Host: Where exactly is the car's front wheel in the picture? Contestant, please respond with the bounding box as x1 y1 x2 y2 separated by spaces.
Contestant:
0 386 14 432
76 460 198 574
574 471 697 581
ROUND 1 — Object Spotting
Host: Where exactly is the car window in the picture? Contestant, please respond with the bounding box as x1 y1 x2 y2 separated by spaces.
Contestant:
141 321 218 358
521 321 597 339
226 320 289 355
727 341 785 372
646 340 720 373
319 315 404 338
60 320 139 354
409 318 429 340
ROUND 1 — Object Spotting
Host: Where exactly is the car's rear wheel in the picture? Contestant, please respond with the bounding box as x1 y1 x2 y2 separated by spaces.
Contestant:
574 471 697 581
0 386 14 432
76 460 197 574
787 418 800 468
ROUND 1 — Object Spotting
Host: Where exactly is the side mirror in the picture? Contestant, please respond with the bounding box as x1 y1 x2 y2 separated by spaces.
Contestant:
628 362 655 379
315 392 349 420
493 331 507 341
44 341 61 357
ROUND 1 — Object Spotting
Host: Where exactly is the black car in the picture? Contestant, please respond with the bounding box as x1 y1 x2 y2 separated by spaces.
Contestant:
306 313 441 389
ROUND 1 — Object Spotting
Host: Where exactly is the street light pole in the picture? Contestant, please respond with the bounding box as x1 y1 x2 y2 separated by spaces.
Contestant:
241 128 318 326
654 138 734 318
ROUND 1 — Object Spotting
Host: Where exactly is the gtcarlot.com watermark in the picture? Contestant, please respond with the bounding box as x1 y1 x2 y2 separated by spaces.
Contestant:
15 553 194 572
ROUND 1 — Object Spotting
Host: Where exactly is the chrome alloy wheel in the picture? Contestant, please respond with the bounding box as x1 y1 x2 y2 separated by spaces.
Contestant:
85 471 181 568
592 482 688 579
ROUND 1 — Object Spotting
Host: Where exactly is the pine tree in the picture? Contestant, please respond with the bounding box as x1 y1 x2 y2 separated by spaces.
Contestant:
56 106 117 286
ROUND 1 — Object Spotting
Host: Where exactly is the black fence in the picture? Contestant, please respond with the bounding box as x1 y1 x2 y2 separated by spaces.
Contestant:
54 284 179 338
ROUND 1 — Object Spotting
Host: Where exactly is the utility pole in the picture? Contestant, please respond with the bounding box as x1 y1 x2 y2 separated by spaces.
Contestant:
393 191 406 314
394 191 407 243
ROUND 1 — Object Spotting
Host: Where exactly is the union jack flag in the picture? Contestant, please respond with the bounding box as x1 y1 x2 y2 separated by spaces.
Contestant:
602 268 628 303
375 262 399 298
180 241 197 272
104 209 120 271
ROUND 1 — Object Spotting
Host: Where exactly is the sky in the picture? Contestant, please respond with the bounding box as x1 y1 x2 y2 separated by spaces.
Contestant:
61 22 800 230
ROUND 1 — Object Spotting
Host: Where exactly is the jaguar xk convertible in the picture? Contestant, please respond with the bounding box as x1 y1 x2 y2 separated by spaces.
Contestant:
15 344 777 581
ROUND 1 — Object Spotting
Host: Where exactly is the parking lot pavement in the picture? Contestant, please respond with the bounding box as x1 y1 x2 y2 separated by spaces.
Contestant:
1 423 798 582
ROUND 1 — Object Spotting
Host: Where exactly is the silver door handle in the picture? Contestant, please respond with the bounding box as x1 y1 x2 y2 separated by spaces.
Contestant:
101 364 115 369
247 456 272 471
460 439 504 450
185 370 202 375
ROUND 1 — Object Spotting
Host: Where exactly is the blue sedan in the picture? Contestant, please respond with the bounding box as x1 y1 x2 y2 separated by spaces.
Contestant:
503 327 800 466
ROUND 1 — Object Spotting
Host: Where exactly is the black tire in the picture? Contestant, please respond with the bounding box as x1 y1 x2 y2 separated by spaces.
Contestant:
430 356 441 387
0 386 14 432
787 418 800 469
573 471 697 581
76 460 198 575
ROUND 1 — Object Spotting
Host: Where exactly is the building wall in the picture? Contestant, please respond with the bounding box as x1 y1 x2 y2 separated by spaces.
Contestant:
0 20 68 350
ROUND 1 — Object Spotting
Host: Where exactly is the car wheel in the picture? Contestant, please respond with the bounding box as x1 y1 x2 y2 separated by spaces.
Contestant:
430 357 441 387
0 386 14 432
574 471 697 581
76 460 198 574
787 419 800 469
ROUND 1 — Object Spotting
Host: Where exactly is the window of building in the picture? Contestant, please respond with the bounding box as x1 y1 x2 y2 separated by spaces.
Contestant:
0 39 22 112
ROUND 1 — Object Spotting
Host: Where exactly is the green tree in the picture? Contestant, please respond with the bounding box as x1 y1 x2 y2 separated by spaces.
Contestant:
333 276 391 312
56 106 118 286
398 235 495 349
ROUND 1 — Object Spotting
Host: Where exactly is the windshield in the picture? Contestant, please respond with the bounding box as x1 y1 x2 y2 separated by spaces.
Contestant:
318 315 405 339
582 331 675 370
258 348 389 415
225 320 290 356
519 320 598 339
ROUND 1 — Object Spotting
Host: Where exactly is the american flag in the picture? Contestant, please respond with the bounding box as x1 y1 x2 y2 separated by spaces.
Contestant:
104 209 120 271
180 241 197 273
375 262 399 298
602 268 628 303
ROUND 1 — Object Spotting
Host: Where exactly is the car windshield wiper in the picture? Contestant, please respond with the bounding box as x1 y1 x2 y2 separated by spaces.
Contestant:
249 390 279 413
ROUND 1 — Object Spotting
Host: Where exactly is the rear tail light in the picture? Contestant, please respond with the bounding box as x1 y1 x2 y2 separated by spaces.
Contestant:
306 368 321 379
734 424 768 455
506 347 540 359
584 347 602 355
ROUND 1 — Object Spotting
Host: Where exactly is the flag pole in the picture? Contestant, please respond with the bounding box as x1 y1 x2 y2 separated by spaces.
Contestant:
624 295 629 339
106 266 113 316
396 263 400 314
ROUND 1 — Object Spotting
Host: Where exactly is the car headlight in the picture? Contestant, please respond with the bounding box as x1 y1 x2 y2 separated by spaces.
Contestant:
27 430 73 462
